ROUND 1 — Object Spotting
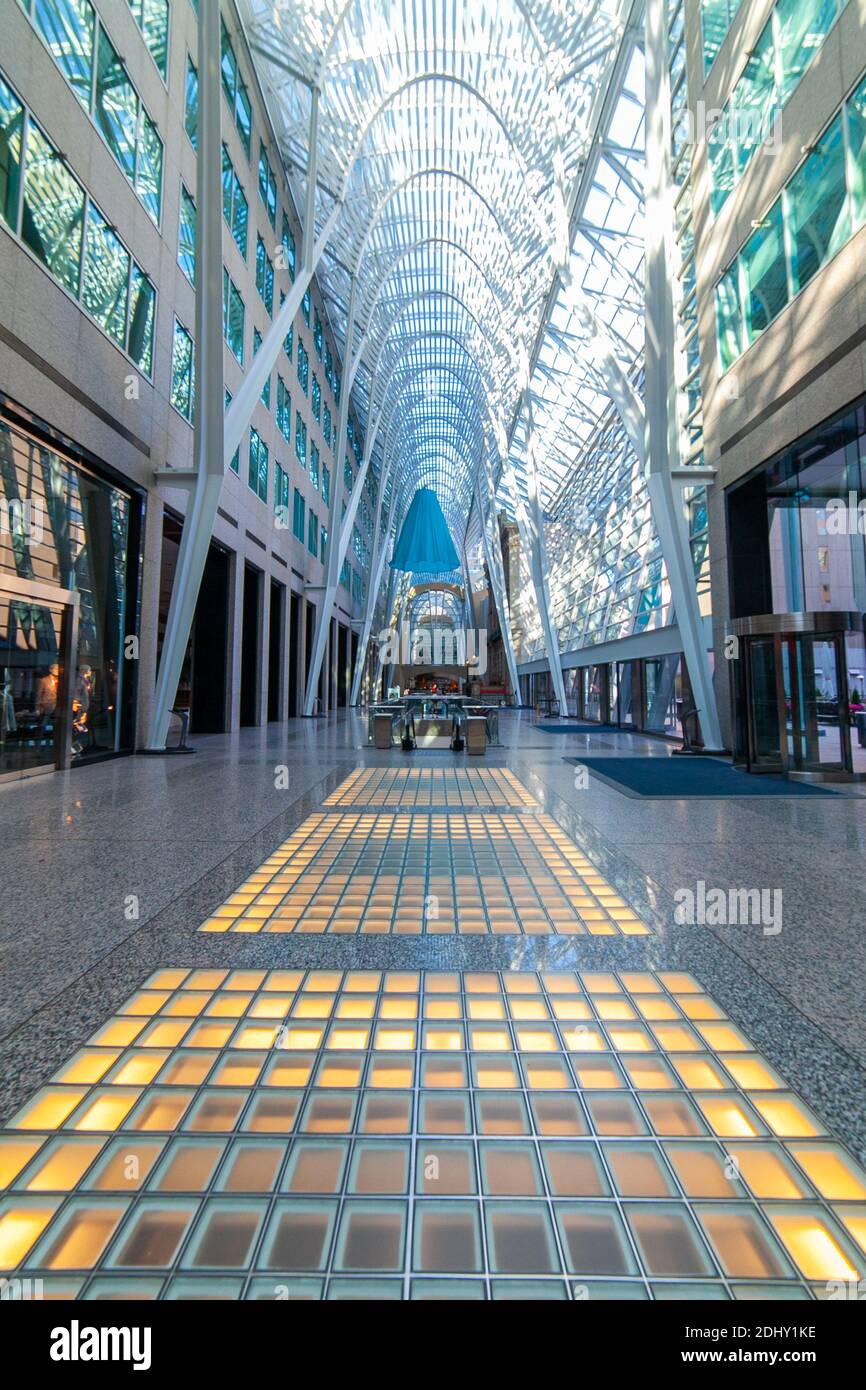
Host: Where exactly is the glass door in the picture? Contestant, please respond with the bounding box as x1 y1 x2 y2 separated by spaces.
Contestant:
0 578 77 781
791 634 847 773
746 637 782 769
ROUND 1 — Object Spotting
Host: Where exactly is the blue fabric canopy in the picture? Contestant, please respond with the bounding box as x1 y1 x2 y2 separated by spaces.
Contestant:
390 487 460 573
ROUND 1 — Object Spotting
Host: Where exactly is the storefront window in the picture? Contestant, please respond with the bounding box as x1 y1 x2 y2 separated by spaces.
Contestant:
0 417 137 764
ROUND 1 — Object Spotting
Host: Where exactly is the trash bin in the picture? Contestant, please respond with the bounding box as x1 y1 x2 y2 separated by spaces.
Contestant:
374 713 393 749
466 716 487 755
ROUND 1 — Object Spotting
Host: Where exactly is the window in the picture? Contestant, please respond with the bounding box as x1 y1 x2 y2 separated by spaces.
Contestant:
313 309 323 361
24 1 163 221
281 213 295 281
786 114 849 295
777 0 837 104
715 73 866 369
220 18 252 157
21 119 85 296
224 388 240 473
701 0 744 76
323 403 332 447
255 234 274 315
83 202 130 347
32 0 95 106
252 329 271 408
222 268 245 363
849 75 866 228
322 465 330 506
297 339 309 395
311 374 321 423
178 183 196 283
321 526 328 563
308 507 318 556
292 487 305 543
127 0 169 79
344 457 353 492
248 427 268 502
258 143 277 227
310 442 320 490
295 412 307 467
324 341 333 387
171 318 194 420
302 289 310 326
275 462 290 520
707 0 847 214
277 377 291 442
184 56 198 149
742 199 787 342
284 324 293 363
221 145 248 258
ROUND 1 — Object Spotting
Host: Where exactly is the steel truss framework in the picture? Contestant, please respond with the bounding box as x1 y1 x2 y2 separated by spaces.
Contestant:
148 0 721 744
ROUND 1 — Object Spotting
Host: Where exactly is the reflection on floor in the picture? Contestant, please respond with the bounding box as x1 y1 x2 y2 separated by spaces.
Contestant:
1 967 864 1300
199 809 650 936
325 767 539 809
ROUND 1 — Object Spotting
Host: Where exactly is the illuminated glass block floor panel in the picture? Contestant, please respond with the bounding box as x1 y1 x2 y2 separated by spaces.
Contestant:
325 768 540 810
1 968 864 1299
199 812 649 936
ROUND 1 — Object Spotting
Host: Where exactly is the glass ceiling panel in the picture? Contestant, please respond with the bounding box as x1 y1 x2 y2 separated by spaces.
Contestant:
239 0 631 573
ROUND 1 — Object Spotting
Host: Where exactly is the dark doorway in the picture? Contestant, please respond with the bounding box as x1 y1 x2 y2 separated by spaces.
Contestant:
289 591 301 716
240 564 261 727
192 544 229 732
350 631 358 705
304 599 315 711
268 579 284 721
330 616 338 710
337 623 349 707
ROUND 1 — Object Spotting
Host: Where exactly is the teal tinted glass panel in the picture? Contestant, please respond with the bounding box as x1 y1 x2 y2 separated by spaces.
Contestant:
735 20 776 176
136 111 162 223
82 201 129 346
21 120 85 295
129 0 169 79
701 0 739 76
742 198 787 342
0 74 23 230
236 83 252 158
128 264 155 377
171 320 194 420
787 114 850 294
847 74 866 227
777 0 837 104
178 184 196 284
35 0 95 108
232 180 248 259
94 26 137 181
715 266 743 373
184 58 198 149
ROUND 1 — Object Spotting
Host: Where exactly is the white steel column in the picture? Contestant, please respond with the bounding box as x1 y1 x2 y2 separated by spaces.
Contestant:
508 391 568 713
644 0 722 749
303 276 357 713
145 0 223 750
476 473 520 701
350 447 396 704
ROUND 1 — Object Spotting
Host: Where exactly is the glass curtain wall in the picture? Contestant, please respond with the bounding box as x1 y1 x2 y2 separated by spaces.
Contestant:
0 416 137 763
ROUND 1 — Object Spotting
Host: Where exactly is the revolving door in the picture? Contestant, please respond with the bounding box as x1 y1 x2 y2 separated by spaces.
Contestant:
729 612 865 780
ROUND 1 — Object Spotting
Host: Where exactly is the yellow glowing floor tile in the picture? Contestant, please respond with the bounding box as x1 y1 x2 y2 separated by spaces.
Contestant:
197 810 652 936
2 966 863 1298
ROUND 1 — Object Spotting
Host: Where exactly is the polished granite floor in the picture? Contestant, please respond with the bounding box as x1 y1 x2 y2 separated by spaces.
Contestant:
1 711 865 1299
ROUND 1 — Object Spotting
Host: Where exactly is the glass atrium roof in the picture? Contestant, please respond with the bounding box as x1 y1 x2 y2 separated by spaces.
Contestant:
239 0 637 562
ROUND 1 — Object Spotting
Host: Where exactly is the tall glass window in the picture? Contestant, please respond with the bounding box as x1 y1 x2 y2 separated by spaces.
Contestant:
34 0 95 106
222 269 245 364
248 428 268 503
178 183 196 284
21 120 85 297
0 74 22 228
82 202 130 346
777 0 837 103
127 0 169 79
786 114 849 294
0 415 138 763
94 25 137 182
742 199 788 343
171 318 194 420
184 56 198 149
